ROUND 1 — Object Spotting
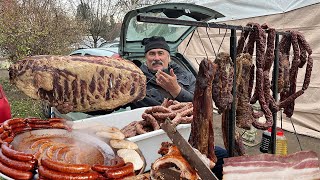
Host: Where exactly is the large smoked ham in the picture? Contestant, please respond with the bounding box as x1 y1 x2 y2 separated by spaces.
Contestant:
9 55 146 113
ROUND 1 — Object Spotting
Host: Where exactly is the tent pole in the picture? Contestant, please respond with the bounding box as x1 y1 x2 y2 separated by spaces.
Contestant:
228 28 237 157
270 33 280 154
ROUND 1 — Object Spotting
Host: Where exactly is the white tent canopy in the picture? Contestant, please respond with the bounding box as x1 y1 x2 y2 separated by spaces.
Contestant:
196 0 320 22
178 0 320 139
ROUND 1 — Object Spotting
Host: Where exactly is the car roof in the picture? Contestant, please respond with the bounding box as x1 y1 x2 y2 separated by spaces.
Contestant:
119 3 224 59
99 42 120 48
70 47 118 57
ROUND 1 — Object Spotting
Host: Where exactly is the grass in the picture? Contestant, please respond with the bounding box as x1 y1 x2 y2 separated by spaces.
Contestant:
0 75 45 119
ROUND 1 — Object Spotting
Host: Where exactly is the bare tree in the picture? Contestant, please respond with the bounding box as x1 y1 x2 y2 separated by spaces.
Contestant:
0 0 85 62
75 0 120 47
70 0 170 48
115 0 170 12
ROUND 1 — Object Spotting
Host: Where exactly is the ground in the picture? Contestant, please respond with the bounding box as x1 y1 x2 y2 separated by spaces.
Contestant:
1 68 319 159
0 69 45 118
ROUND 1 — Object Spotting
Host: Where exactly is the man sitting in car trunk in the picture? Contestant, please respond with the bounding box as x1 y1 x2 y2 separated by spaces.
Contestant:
130 36 195 108
130 36 228 180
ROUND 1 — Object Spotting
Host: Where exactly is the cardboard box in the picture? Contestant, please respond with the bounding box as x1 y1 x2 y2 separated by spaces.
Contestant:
73 107 191 171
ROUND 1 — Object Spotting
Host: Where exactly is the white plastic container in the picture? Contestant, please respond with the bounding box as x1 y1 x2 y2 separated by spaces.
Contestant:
73 107 191 171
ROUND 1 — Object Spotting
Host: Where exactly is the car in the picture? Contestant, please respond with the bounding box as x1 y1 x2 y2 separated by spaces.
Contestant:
99 41 120 48
69 47 119 57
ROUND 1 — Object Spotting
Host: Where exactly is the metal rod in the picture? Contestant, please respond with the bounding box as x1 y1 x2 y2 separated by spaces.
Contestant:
137 15 290 35
228 29 237 157
137 14 289 156
270 33 280 154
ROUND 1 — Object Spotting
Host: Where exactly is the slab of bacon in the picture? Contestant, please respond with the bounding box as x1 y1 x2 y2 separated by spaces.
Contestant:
223 151 320 180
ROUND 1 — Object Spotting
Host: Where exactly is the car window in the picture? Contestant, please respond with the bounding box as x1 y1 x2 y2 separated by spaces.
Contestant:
127 12 195 42
70 53 82 56
110 44 119 47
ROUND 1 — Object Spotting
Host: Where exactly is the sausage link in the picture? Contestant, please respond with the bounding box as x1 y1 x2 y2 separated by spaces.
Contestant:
48 118 66 123
0 131 10 140
3 118 25 130
46 143 67 159
91 156 125 173
30 139 52 150
26 118 49 124
0 150 36 171
41 157 91 173
3 136 14 143
12 127 32 135
0 125 4 134
49 122 67 129
28 123 51 129
0 161 33 180
55 146 73 161
142 113 160 130
1 142 34 162
104 162 134 179
38 165 101 180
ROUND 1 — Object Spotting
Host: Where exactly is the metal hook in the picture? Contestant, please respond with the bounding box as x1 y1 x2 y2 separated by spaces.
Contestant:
206 22 210 29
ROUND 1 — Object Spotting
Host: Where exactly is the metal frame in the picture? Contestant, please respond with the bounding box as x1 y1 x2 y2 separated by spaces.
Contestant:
137 15 287 156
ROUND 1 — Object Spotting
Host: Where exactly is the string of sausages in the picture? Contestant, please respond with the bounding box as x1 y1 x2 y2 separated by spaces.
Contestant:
121 99 193 138
236 23 313 130
278 31 313 117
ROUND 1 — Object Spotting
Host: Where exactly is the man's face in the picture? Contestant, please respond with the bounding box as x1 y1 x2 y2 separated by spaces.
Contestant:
145 49 170 72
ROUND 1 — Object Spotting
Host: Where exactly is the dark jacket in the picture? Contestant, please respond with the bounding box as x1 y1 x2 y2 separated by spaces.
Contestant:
130 62 196 109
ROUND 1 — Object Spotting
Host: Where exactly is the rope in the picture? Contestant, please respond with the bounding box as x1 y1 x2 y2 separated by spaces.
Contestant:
182 30 195 55
196 28 208 60
218 27 228 53
205 26 217 58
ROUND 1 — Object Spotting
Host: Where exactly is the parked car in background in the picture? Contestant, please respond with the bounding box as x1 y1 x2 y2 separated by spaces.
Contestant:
99 41 120 48
69 47 119 57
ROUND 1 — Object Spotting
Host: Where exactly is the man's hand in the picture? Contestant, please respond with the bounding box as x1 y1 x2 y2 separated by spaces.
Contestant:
156 69 181 98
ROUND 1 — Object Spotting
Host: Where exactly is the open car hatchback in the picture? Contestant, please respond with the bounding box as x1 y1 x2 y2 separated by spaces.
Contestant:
119 2 224 76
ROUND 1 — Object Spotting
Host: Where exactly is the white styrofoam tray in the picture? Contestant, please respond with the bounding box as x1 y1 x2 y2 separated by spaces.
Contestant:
73 107 191 171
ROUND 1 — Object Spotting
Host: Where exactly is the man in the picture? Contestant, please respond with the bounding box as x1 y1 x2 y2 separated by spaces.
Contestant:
130 36 195 109
131 36 228 180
